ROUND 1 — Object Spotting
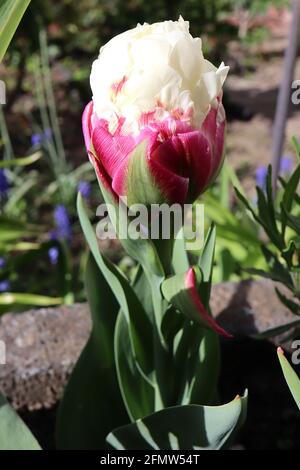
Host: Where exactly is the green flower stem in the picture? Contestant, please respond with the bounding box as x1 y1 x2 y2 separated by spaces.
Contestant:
142 236 178 410
152 237 174 277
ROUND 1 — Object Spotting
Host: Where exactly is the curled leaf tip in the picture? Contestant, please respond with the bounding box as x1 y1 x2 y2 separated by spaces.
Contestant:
277 346 285 355
185 267 233 338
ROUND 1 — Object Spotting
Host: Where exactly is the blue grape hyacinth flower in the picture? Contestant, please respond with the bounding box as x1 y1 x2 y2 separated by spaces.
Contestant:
31 128 52 147
0 169 9 195
54 205 72 241
78 180 91 199
0 280 10 293
255 166 268 189
48 246 59 265
280 155 293 176
31 133 43 147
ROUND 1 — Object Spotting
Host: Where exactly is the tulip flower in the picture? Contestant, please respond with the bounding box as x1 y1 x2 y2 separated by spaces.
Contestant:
83 17 229 206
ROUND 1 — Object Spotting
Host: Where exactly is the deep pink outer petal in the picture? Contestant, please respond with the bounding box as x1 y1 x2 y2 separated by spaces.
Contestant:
82 101 94 154
185 267 232 338
82 101 118 197
202 101 226 181
149 134 189 204
149 157 189 204
177 131 212 201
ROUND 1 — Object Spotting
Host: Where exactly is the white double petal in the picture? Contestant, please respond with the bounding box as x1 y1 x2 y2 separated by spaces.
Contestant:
90 17 229 135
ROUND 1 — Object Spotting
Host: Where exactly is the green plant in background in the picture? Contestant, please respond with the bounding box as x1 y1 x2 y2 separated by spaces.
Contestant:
0 0 67 312
201 162 264 282
0 128 67 312
0 0 31 62
1 19 97 313
235 140 300 336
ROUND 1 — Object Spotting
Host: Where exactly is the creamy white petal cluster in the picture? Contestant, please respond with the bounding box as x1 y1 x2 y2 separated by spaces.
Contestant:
90 17 229 135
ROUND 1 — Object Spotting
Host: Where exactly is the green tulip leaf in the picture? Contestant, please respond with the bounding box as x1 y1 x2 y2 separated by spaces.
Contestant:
106 393 248 450
114 312 155 422
161 266 230 337
172 228 189 274
0 392 41 450
77 193 153 378
198 223 216 307
0 0 31 62
56 255 128 449
277 347 300 410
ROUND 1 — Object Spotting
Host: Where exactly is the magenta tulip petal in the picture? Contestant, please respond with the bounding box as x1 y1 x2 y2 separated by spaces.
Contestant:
90 150 118 197
151 136 185 175
185 268 232 338
149 157 189 204
82 101 94 153
203 102 226 179
111 158 130 196
212 106 226 177
92 126 125 178
178 131 212 199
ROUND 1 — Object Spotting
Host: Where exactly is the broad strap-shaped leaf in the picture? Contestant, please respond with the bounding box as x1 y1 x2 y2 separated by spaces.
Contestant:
113 266 155 422
56 255 128 449
198 223 216 307
106 393 248 450
0 393 41 450
77 193 153 377
114 312 155 422
172 228 189 274
277 347 300 410
161 266 231 337
188 327 220 405
0 0 31 62
171 321 220 406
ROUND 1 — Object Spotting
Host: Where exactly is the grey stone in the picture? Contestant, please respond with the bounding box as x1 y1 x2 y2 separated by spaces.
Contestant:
0 304 91 411
211 279 297 336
